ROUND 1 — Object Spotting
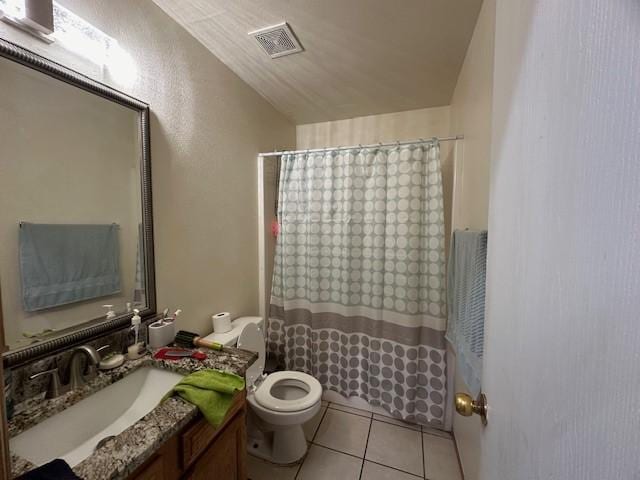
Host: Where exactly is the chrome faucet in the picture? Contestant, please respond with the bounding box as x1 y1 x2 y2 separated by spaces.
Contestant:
29 368 62 399
69 345 101 390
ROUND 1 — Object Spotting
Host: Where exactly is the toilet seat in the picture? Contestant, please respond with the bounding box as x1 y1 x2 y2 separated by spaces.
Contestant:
255 371 322 412
237 322 322 414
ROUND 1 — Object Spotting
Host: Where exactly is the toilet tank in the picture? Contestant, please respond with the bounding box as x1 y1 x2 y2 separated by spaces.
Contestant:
201 316 263 347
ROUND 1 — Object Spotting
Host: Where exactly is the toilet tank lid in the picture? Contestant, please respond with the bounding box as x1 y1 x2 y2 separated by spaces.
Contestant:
202 316 263 346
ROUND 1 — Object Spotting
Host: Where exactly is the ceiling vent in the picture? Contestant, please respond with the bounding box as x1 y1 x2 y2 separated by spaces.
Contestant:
249 22 303 59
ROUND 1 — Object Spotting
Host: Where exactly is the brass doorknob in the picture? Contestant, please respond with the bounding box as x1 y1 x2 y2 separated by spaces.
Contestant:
455 392 488 426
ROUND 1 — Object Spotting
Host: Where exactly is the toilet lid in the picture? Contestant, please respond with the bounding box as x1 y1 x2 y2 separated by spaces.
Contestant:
236 322 265 388
254 371 322 412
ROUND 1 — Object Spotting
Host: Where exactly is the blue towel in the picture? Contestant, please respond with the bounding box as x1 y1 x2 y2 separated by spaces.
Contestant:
133 223 146 304
446 229 488 396
19 223 121 312
16 459 81 479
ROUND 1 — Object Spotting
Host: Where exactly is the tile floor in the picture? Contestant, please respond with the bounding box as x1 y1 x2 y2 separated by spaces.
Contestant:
247 401 463 480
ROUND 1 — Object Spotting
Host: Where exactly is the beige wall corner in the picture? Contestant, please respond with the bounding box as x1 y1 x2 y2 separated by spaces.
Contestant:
447 0 496 479
449 0 496 233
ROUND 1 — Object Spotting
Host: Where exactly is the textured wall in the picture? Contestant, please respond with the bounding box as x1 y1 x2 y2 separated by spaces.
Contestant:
0 0 296 337
482 0 640 478
296 106 451 149
447 0 496 478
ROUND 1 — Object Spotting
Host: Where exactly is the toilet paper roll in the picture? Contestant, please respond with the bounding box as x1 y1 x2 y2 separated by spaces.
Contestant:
212 312 232 333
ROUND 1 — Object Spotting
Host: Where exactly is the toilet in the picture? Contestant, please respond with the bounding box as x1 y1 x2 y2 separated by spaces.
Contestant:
203 317 322 464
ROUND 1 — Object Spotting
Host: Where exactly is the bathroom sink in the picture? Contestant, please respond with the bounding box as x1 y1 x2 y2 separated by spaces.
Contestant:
10 366 184 468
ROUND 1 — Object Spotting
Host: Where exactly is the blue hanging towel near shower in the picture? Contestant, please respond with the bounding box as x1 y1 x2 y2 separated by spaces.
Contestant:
446 229 488 397
19 223 121 312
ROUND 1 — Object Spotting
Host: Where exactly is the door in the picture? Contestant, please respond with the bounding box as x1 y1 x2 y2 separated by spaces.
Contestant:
478 1 640 479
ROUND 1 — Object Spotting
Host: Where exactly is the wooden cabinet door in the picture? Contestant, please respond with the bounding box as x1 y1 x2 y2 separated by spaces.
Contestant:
129 436 180 480
131 455 164 480
188 414 242 480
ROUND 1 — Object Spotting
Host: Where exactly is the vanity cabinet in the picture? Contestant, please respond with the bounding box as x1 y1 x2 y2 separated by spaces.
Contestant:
129 392 247 480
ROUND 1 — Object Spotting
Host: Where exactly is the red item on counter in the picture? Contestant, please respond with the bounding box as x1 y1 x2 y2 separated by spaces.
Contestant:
153 347 207 361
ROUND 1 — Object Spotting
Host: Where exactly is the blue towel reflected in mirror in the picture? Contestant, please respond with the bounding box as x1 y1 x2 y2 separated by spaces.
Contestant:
19 223 121 312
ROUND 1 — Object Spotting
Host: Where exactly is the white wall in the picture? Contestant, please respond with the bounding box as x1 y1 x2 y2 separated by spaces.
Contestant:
0 57 141 349
447 0 496 478
481 0 640 478
0 0 296 337
449 0 495 233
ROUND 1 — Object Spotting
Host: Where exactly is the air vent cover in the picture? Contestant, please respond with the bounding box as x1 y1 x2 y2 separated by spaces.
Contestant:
249 22 303 59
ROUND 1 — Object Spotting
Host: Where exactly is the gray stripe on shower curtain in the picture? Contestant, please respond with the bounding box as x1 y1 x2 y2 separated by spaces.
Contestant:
268 142 448 427
270 305 447 348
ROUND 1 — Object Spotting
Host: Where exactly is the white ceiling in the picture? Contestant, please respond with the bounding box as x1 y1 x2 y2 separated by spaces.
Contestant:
152 0 483 124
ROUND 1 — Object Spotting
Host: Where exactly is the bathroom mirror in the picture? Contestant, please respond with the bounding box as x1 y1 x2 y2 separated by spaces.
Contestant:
0 38 155 366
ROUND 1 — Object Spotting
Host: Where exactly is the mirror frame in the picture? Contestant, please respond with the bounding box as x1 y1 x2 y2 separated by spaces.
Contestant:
0 38 156 368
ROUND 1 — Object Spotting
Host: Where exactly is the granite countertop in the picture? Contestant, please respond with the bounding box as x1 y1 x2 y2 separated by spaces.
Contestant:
10 346 256 480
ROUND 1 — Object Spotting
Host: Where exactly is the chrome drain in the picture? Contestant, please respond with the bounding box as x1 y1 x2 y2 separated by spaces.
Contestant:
95 435 116 451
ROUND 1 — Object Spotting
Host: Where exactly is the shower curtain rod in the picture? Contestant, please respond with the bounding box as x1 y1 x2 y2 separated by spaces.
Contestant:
258 135 464 158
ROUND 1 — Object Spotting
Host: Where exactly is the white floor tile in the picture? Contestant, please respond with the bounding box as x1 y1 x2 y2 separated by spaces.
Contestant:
296 445 362 480
361 461 422 480
322 390 389 416
372 413 420 431
365 420 423 476
314 408 371 457
422 426 453 439
247 454 299 480
303 405 327 441
329 403 372 418
423 434 462 480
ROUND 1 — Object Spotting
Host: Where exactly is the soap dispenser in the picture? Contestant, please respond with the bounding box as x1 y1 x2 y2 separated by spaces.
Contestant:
102 305 116 319
128 309 144 360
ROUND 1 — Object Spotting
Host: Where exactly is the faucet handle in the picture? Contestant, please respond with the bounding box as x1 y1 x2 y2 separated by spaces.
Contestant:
30 368 62 399
96 344 111 355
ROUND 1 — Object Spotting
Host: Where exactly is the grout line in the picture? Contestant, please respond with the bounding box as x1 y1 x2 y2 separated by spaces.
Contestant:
310 405 330 443
328 404 373 419
358 416 373 480
310 442 365 461
451 430 465 480
422 427 454 440
371 416 422 432
296 405 331 480
363 459 424 479
294 458 304 480
421 428 427 479
310 442 424 480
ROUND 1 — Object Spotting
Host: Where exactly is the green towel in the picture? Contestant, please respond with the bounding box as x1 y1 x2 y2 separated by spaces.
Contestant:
163 369 245 427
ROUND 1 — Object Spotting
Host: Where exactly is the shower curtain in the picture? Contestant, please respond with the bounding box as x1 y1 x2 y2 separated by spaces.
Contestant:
268 142 447 427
